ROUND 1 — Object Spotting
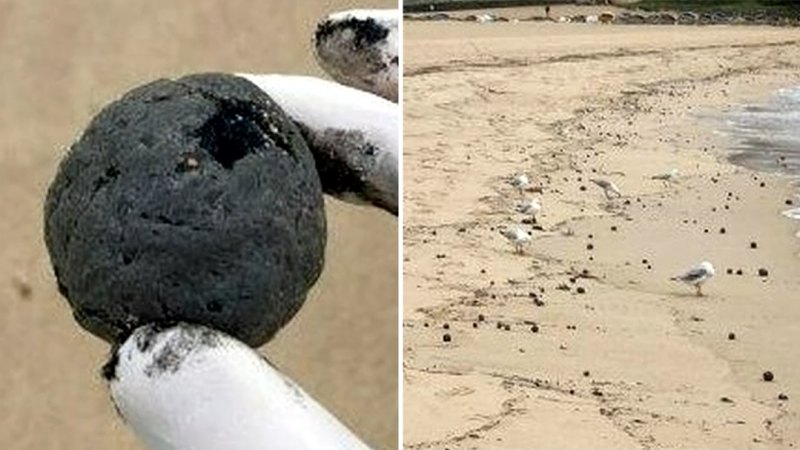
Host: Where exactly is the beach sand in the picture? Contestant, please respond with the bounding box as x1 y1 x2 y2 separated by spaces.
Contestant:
404 17 800 449
0 1 396 449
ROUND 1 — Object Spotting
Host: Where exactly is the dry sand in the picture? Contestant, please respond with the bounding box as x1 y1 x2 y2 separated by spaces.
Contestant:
404 18 800 449
0 1 396 449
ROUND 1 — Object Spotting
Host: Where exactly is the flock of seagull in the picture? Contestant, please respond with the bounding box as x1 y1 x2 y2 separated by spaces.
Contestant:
499 169 716 296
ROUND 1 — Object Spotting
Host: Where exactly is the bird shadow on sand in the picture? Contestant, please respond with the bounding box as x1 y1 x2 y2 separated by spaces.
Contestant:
662 291 715 300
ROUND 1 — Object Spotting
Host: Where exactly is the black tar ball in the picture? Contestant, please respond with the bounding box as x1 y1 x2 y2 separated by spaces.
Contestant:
763 371 775 382
44 73 326 347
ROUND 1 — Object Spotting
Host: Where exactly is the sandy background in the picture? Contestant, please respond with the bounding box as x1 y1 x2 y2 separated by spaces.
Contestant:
404 14 800 450
0 1 397 449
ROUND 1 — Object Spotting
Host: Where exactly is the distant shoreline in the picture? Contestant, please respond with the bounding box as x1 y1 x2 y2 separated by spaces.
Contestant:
404 0 800 19
404 0 560 13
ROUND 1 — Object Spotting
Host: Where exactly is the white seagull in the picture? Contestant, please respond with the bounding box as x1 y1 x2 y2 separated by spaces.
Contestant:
516 198 542 219
590 178 622 200
651 168 680 186
499 226 532 254
509 174 530 194
671 261 715 296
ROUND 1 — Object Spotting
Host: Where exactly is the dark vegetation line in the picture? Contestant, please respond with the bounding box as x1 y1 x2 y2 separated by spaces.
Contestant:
637 0 800 15
404 0 800 16
404 0 569 13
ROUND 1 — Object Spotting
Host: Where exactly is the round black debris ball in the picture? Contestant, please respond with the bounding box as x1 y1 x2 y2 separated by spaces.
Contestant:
763 371 774 382
44 73 326 346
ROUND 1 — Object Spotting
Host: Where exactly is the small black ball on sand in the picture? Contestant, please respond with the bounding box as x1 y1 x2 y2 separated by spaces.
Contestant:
11 277 33 300
778 393 789 401
583 370 590 377
728 332 736 340
763 371 774 382
44 74 326 347
530 324 539 333
750 242 757 249
443 323 450 330
443 333 452 343
758 268 769 277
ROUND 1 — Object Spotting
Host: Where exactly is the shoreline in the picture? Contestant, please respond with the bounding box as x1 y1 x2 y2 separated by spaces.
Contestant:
404 21 800 449
404 3 800 27
723 86 800 177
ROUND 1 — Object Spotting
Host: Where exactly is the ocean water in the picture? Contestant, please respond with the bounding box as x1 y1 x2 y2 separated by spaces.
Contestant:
724 86 800 221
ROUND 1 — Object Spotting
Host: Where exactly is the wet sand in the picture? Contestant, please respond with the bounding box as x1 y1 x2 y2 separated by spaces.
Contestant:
0 1 396 449
404 19 800 449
